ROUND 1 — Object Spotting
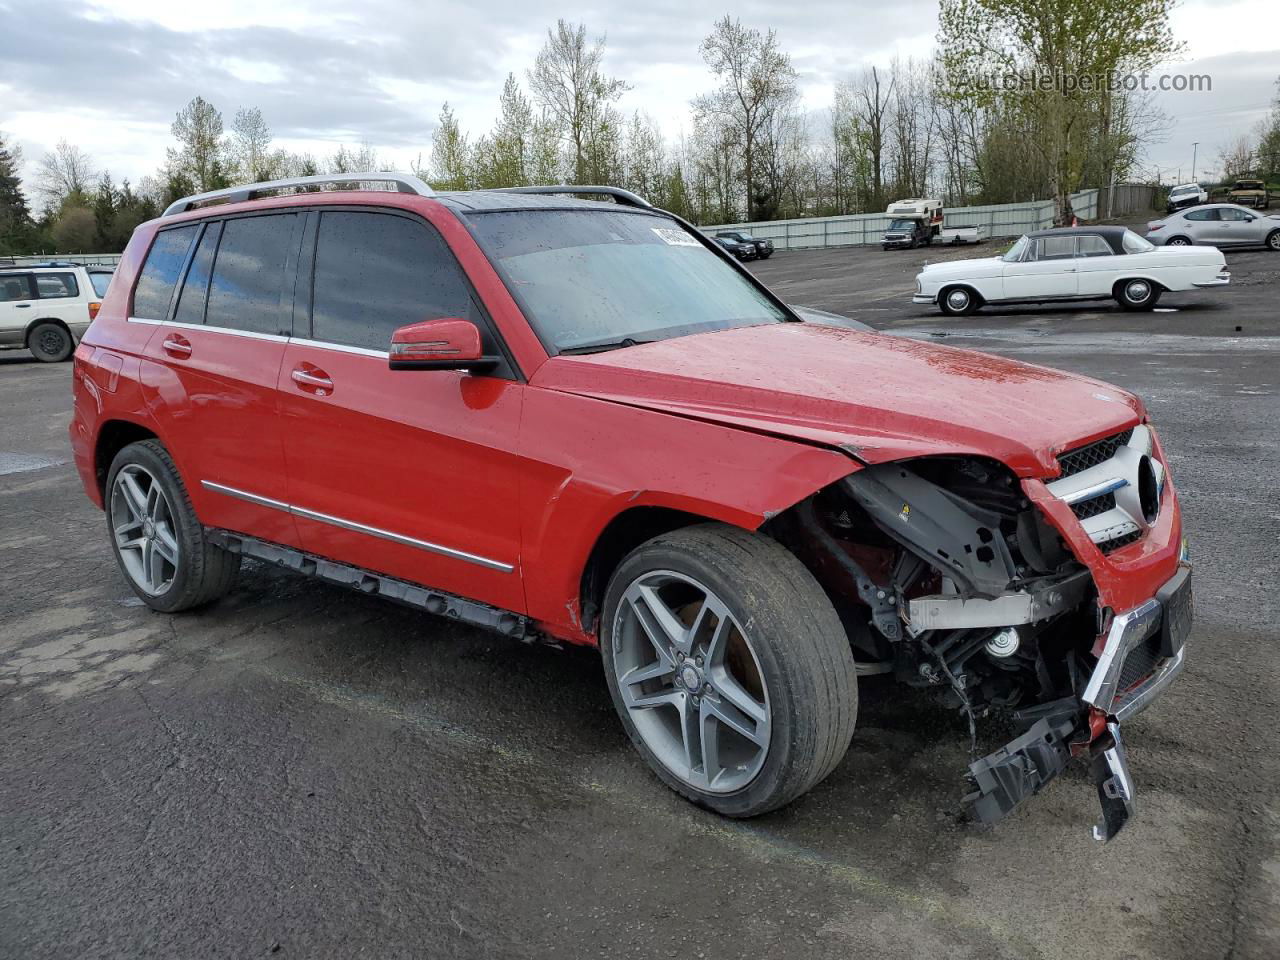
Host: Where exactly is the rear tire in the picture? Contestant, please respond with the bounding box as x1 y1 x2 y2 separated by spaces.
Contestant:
1266 230 1280 252
939 285 980 316
1115 278 1162 311
600 524 857 817
27 322 73 362
105 440 240 612
1166 236 1192 247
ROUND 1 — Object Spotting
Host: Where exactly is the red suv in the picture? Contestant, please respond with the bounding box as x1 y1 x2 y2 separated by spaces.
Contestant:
70 174 1191 838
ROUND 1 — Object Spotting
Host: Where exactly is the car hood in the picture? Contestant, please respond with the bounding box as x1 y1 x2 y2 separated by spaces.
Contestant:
532 323 1143 477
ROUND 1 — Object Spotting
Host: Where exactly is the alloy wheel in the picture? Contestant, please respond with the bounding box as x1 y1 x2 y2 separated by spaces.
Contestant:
110 464 180 595
611 570 771 793
1168 237 1191 246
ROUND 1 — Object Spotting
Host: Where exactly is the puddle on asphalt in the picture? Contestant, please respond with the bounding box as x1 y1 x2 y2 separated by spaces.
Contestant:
0 453 66 476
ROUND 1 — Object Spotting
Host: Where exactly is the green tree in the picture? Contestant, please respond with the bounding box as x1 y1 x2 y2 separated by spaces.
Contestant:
938 0 1182 223
429 103 471 190
0 132 34 255
529 20 629 184
92 172 118 249
52 205 97 252
168 96 229 192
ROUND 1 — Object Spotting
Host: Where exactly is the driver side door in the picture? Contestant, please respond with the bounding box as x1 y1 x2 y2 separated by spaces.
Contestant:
1001 235 1079 300
278 208 527 612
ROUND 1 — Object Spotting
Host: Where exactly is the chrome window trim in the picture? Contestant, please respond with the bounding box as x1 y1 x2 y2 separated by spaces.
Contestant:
200 480 514 573
127 316 289 343
288 337 389 359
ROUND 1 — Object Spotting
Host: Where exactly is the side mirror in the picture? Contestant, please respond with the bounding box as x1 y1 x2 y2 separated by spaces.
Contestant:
388 317 496 372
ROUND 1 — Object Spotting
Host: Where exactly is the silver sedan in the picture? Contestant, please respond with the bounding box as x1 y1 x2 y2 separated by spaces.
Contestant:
1146 203 1280 250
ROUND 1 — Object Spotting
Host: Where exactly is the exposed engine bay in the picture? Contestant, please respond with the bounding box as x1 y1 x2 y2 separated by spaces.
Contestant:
768 453 1191 840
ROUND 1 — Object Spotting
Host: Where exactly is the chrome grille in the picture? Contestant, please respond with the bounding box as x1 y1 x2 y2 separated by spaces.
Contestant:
1057 428 1134 478
1046 425 1164 551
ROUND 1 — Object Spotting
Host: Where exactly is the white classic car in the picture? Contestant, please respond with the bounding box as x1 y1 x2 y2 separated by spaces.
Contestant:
913 226 1230 316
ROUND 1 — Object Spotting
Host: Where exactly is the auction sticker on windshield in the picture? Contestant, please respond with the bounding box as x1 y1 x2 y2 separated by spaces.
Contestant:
652 227 701 246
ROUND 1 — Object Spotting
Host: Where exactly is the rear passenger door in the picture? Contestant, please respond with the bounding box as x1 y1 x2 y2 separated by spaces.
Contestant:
135 213 305 548
278 208 526 612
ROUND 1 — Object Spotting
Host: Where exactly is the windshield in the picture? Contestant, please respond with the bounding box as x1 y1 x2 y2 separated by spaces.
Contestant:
466 209 789 354
88 271 113 297
888 219 917 231
1170 186 1196 196
1002 236 1030 262
1122 230 1154 254
1234 181 1263 190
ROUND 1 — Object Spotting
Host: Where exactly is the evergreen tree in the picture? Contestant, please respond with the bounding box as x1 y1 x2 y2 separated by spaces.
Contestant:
0 132 34 255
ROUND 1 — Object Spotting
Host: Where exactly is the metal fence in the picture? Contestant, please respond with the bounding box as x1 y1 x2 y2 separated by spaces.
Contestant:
704 184 1156 251
0 253 123 268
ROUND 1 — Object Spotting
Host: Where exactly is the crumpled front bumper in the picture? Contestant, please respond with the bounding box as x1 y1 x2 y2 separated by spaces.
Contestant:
965 563 1191 841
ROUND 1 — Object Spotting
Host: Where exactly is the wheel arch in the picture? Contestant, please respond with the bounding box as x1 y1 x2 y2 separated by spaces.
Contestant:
24 315 74 345
93 418 161 500
1113 274 1168 297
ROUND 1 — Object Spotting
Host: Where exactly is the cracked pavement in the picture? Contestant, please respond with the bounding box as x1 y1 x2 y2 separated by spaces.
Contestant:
2 240 1279 958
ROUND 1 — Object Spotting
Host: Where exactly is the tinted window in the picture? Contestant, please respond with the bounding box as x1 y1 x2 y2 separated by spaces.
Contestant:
35 273 79 298
466 210 787 353
311 211 472 351
0 274 34 302
133 226 198 320
206 214 297 335
1077 235 1113 257
173 222 222 325
88 271 113 297
1219 208 1251 222
1184 209 1218 222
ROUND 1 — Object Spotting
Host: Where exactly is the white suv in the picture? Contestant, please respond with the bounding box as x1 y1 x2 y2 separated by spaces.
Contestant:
0 262 113 362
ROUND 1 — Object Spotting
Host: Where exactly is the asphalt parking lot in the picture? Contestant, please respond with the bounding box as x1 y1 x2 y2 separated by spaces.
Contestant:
3 233 1279 959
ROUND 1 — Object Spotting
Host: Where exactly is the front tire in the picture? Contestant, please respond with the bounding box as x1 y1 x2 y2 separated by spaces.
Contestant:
105 440 240 612
1266 230 1280 252
1115 278 1162 311
600 524 857 817
27 322 73 362
938 285 981 316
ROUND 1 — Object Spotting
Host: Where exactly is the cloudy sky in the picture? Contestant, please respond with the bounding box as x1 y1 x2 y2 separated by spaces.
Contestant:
2 0 1278 198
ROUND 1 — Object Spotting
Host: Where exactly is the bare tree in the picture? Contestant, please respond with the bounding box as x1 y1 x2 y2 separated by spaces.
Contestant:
37 140 95 212
529 20 629 184
693 17 798 222
230 107 277 182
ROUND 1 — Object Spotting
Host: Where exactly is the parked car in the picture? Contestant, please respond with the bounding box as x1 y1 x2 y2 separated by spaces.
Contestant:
715 230 774 259
1226 179 1270 209
0 262 114 361
1146 203 1280 250
72 174 1191 839
914 225 1230 315
1165 182 1207 213
712 235 757 261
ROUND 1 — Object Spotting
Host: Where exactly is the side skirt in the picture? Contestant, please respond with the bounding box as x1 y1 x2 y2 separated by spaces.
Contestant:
206 528 532 642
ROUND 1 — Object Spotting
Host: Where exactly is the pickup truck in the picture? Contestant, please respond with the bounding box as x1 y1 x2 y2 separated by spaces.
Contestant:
1227 179 1271 210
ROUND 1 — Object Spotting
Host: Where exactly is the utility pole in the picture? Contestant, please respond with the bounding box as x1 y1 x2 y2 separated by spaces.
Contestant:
1191 142 1199 183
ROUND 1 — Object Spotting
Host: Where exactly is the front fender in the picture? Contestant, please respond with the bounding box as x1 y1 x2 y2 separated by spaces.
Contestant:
517 387 859 644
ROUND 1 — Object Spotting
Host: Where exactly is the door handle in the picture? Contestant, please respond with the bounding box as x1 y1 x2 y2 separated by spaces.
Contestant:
162 336 192 357
15 303 31 309
1064 267 1077 272
291 367 334 394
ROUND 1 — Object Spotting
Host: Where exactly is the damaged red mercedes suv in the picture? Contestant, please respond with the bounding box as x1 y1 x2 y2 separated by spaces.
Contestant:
70 175 1190 839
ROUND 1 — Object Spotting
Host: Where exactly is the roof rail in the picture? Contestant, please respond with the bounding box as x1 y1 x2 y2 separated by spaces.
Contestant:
162 172 436 218
494 185 652 209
